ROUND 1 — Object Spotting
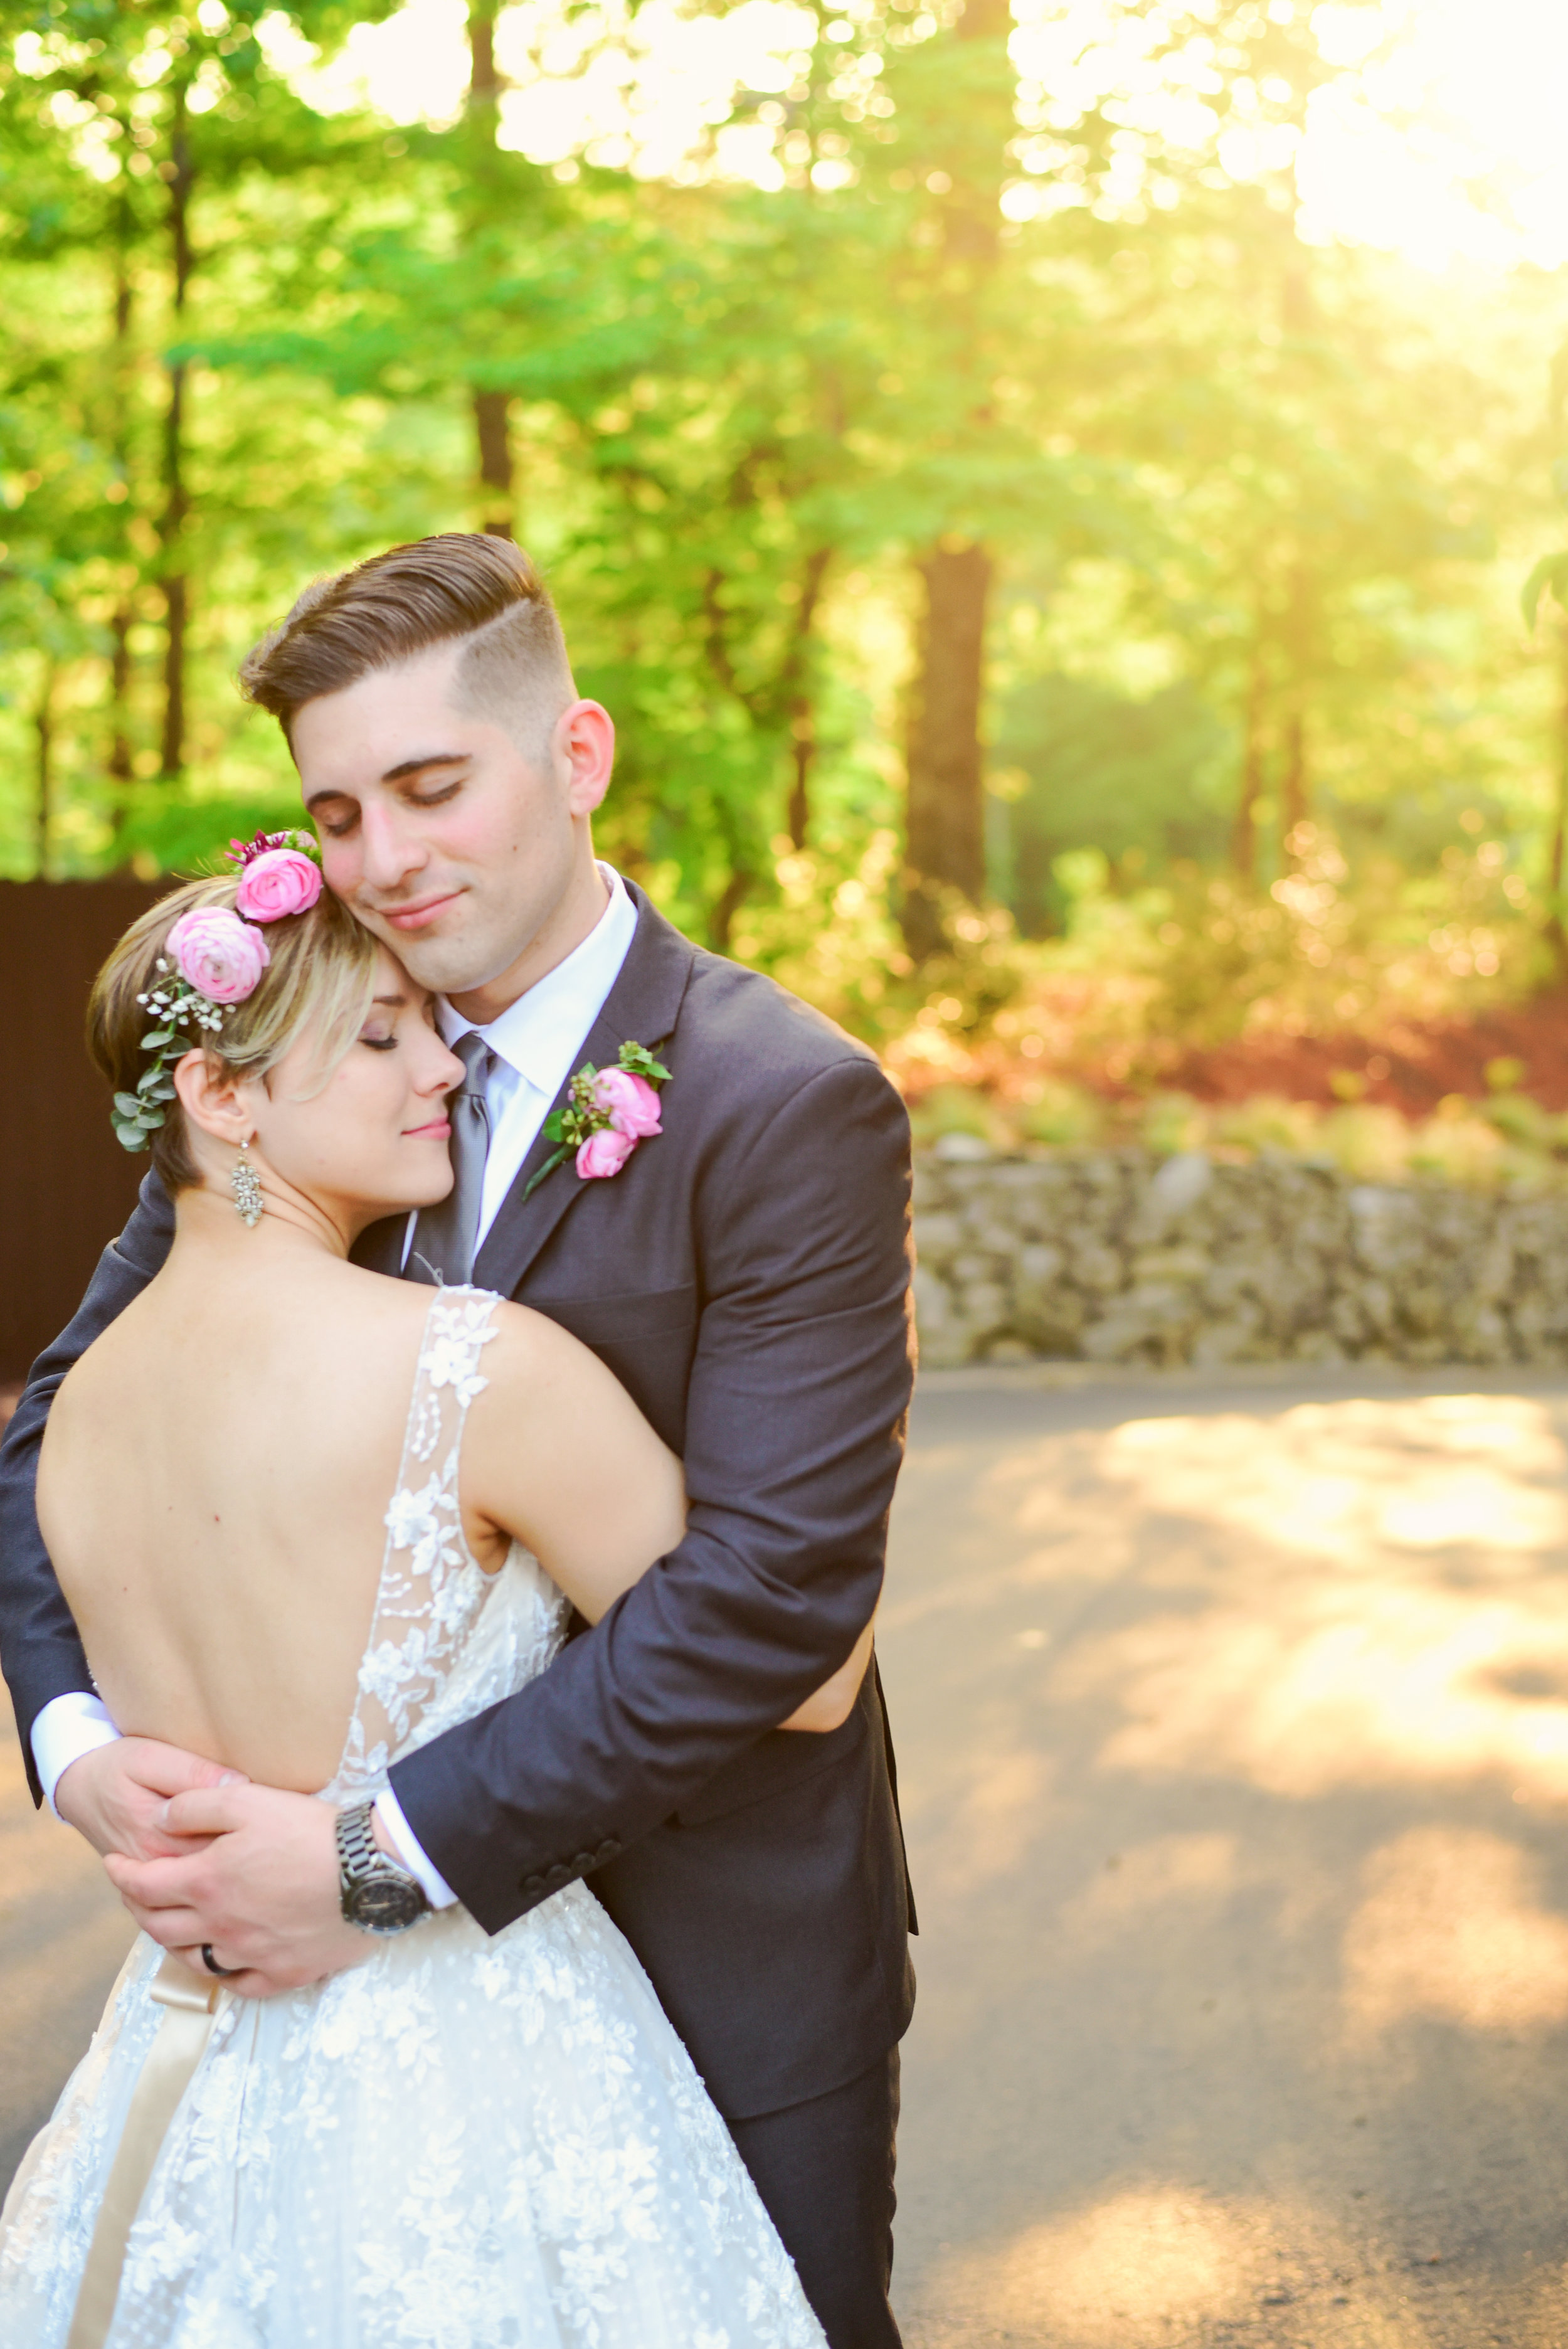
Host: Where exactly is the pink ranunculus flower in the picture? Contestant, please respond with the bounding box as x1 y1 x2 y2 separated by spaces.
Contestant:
576 1126 638 1180
166 906 271 1004
235 847 322 923
591 1066 663 1140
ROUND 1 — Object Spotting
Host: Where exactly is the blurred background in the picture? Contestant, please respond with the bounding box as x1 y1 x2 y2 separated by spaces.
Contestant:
8 0 1568 1161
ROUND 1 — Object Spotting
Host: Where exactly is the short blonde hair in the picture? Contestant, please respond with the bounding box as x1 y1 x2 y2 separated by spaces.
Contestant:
88 877 379 1192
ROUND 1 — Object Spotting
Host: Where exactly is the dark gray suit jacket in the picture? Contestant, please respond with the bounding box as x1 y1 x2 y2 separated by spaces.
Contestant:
0 886 916 2119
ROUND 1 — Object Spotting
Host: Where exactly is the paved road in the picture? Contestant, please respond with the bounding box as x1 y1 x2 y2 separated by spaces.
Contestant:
885 1367 1568 2348
0 1747 134 2193
8 1365 1568 2346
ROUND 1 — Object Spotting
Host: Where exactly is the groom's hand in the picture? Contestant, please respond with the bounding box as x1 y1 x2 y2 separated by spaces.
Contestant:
55 1737 243 1863
102 1782 368 1998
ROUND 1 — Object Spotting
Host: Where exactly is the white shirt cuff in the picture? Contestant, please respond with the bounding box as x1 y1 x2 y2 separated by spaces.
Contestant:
33 1692 122 1818
373 1786 458 1910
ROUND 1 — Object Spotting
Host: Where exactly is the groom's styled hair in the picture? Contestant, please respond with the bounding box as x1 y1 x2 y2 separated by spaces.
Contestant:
240 534 576 761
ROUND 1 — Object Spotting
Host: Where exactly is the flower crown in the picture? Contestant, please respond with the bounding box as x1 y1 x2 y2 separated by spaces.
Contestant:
114 831 324 1153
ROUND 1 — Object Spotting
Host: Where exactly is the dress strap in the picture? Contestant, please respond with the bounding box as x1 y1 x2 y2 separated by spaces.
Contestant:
327 1286 503 1798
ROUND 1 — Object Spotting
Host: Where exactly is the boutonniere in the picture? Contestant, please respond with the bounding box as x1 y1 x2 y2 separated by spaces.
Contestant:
523 1041 671 1200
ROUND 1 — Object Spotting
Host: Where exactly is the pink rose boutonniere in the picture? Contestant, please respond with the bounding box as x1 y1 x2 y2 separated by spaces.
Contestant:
523 1041 671 1199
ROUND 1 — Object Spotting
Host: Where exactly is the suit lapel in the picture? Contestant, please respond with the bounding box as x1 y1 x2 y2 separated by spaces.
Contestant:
352 1211 409 1278
473 884 696 1298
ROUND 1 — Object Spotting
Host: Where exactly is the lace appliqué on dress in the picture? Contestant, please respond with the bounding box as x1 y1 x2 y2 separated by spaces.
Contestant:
327 1286 502 1800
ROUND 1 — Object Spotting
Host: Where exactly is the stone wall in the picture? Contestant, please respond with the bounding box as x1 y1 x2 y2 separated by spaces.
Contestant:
912 1141 1568 1368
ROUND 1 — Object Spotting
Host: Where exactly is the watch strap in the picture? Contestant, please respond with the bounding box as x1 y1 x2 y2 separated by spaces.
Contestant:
336 1800 382 1893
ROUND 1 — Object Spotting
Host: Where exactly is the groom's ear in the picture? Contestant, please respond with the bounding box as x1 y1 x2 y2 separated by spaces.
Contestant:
555 699 615 817
174 1048 255 1146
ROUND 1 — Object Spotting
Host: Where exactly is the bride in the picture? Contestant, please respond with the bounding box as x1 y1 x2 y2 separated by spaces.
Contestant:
0 856 859 2347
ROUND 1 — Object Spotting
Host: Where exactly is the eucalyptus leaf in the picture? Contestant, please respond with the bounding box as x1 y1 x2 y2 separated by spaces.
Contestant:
521 1145 569 1201
618 1042 671 1084
139 1029 174 1049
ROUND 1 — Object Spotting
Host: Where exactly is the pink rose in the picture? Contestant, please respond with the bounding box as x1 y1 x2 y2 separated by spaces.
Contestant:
166 906 271 1004
591 1066 662 1140
235 847 322 923
576 1127 638 1180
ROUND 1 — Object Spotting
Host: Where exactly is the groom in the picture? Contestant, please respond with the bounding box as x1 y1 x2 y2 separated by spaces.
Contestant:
0 535 916 2346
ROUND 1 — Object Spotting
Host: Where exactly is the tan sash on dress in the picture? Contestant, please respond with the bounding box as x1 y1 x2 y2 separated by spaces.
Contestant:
63 1952 226 2349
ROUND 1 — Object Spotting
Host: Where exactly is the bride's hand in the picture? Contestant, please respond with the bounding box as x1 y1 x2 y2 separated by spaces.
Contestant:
102 1781 369 1999
55 1737 245 1862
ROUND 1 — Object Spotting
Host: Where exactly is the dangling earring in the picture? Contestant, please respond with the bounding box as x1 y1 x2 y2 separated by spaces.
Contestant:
231 1138 264 1229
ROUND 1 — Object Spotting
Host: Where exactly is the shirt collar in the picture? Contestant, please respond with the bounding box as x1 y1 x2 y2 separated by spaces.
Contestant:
436 864 638 1098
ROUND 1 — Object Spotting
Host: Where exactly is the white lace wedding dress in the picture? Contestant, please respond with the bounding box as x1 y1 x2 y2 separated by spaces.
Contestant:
0 1289 826 2349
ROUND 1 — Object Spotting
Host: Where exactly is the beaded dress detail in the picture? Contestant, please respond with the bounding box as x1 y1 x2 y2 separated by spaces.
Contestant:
0 1288 825 2349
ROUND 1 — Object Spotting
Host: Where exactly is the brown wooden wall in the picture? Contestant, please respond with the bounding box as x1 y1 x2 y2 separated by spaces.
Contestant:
1 882 172 1381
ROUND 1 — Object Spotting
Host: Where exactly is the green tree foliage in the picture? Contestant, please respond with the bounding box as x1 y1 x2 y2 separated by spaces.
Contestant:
1 0 1566 1066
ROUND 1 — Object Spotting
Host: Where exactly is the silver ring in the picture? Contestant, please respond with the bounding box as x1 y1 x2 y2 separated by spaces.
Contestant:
200 1944 242 1979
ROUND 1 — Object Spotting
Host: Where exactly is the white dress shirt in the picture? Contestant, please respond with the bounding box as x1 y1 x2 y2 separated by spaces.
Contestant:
33 866 640 1917
425 861 639 1257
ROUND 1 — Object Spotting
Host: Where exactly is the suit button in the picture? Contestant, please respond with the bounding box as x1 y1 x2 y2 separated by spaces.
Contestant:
545 1863 569 1885
572 1850 596 1870
522 1874 544 1894
596 1840 620 1863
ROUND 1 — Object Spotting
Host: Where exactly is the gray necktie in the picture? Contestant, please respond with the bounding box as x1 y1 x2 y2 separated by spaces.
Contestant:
410 1031 494 1286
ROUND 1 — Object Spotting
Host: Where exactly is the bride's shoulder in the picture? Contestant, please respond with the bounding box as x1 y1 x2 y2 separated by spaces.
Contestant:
463 1293 645 1443
469 1293 590 1387
453 1293 677 1540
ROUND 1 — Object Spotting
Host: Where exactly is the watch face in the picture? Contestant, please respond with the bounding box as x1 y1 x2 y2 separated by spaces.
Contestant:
348 1870 426 1934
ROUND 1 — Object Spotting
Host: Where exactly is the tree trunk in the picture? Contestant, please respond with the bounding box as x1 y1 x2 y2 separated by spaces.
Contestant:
784 545 831 847
1232 630 1267 878
158 85 193 782
1279 561 1311 857
474 389 514 539
109 200 134 809
707 865 751 954
1278 259 1315 863
787 723 814 854
1548 618 1568 978
468 7 514 539
1280 710 1308 851
898 0 1009 960
903 542 991 959
35 662 56 879
109 608 133 787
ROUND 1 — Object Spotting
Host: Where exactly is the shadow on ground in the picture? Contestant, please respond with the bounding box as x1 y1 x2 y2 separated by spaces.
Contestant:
0 1739 134 2192
884 1367 1568 2348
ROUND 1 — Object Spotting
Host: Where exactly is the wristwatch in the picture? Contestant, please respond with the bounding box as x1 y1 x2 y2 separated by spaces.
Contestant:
336 1800 431 1936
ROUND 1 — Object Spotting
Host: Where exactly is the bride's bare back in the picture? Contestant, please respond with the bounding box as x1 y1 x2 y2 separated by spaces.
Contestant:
36 1236 687 1794
41 1253 457 1793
